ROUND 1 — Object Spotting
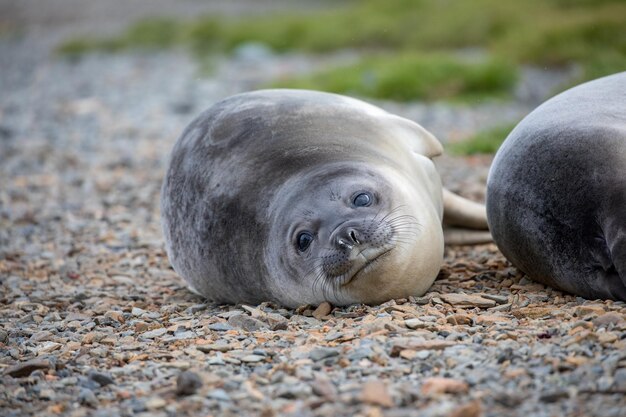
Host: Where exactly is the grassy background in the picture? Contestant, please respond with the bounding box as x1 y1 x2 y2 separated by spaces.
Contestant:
56 0 625 153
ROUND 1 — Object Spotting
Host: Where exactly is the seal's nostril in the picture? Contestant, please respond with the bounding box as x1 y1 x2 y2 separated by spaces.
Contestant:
350 230 360 245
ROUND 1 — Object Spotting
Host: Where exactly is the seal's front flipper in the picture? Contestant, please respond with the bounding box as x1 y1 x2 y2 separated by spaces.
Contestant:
444 228 492 245
442 189 489 230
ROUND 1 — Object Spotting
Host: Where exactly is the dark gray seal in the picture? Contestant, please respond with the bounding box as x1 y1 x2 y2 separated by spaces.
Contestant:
487 72 626 301
161 89 489 307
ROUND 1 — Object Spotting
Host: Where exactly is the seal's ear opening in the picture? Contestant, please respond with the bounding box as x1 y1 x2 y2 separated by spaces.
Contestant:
386 114 443 158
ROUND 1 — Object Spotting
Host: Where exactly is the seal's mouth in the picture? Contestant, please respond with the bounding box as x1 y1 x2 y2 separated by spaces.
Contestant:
342 247 393 287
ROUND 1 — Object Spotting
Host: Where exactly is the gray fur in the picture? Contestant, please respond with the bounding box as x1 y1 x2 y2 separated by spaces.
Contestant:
161 89 489 307
487 72 626 301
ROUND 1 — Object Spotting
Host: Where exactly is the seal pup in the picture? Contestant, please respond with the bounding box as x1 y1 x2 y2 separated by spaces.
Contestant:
487 72 626 301
161 89 489 307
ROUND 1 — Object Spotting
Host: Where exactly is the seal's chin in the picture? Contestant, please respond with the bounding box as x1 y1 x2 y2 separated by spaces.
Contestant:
341 247 394 287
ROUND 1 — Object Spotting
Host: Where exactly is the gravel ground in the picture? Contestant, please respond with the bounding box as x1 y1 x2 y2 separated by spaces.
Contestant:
1 5 625 417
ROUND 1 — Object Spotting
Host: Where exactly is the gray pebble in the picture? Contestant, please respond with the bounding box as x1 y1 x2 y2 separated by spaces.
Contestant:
79 388 99 407
207 388 231 402
208 323 233 332
176 371 203 396
88 370 115 387
309 347 340 362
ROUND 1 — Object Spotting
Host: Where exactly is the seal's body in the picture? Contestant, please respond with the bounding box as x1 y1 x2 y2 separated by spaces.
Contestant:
487 73 626 301
162 90 487 307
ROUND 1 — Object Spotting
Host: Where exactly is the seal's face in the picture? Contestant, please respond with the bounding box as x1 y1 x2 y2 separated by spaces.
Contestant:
266 163 444 307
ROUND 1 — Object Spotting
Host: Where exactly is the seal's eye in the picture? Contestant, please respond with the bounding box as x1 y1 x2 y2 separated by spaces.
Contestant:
353 192 372 207
297 232 314 252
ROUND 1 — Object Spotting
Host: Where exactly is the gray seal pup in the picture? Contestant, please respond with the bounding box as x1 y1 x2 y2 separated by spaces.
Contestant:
487 72 626 301
161 89 489 307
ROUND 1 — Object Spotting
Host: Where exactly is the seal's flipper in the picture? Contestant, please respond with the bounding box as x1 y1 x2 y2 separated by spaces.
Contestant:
385 115 443 158
442 189 489 230
444 228 492 245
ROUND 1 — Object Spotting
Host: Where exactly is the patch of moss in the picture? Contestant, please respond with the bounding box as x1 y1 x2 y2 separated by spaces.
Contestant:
447 123 516 155
270 53 518 102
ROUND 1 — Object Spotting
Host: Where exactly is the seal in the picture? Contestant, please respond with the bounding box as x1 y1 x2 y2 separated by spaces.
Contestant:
161 89 489 307
487 72 626 301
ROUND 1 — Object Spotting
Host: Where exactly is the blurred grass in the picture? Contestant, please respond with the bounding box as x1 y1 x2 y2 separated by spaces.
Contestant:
57 0 626 101
447 124 516 155
269 53 518 102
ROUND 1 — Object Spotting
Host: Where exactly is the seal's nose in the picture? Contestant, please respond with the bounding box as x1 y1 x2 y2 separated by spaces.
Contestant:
333 226 361 250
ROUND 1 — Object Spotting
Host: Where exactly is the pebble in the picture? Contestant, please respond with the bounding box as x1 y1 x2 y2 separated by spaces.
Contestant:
241 354 265 363
441 293 497 308
227 314 268 332
208 323 234 332
141 328 168 339
309 347 340 361
360 380 394 407
313 302 333 319
88 370 115 387
5 358 51 378
207 389 231 402
145 397 167 410
176 371 203 396
78 388 98 408
421 377 469 395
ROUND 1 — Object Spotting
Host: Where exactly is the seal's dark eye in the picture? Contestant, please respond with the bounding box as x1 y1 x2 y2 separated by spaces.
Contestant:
297 232 314 252
353 192 372 207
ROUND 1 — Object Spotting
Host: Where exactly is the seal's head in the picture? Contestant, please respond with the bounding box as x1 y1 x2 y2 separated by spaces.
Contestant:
161 90 445 307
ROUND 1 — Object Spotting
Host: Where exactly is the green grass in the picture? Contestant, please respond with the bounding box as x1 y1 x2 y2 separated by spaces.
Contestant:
270 53 518 102
447 124 516 155
56 0 626 101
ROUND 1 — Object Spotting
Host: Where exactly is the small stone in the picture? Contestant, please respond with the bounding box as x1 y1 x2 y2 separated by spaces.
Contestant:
593 312 624 327
241 354 265 363
446 313 472 325
511 307 552 319
207 388 231 401
176 371 203 396
39 388 56 400
197 343 233 353
390 340 455 356
82 332 98 344
30 330 54 342
0 329 8 343
404 318 427 329
276 383 313 399
450 400 482 417
474 314 510 325
574 305 606 317
131 307 146 317
309 347 340 361
104 311 125 323
141 328 167 339
421 377 469 395
311 376 337 399
598 332 618 343
88 370 114 387
481 294 509 304
399 349 418 360
37 341 62 354
360 380 394 408
6 358 49 378
145 397 167 410
208 322 234 332
441 293 496 308
78 388 98 407
228 314 268 332
540 390 569 402
312 302 332 320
